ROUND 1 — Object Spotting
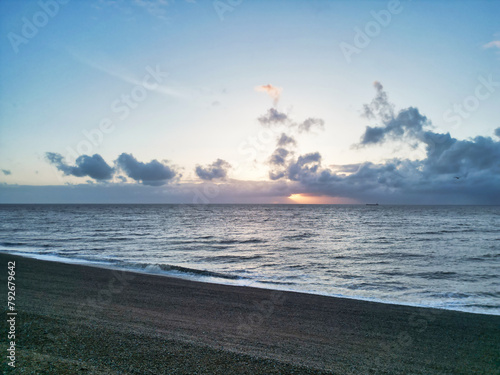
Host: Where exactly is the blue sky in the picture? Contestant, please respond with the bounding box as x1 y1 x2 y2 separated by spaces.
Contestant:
0 0 499 203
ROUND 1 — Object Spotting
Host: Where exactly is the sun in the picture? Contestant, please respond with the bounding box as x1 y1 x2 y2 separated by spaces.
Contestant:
288 194 304 202
287 194 333 204
287 194 358 204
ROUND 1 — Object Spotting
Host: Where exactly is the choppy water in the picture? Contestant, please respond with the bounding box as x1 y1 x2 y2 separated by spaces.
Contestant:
1 204 499 315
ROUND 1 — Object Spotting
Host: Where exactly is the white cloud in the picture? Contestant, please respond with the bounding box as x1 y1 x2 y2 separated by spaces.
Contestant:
483 40 500 49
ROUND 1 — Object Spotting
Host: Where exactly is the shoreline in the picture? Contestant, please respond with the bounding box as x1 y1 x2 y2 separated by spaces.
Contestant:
1 253 499 373
2 250 499 317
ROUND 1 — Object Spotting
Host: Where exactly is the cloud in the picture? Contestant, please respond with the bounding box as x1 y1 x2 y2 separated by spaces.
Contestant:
46 152 114 180
358 82 430 146
18 83 500 205
297 118 325 133
277 133 296 147
287 152 322 181
115 153 177 185
262 83 500 204
257 109 325 135
269 150 322 182
361 81 394 121
421 133 500 176
269 148 290 166
258 108 289 126
0 180 294 204
268 133 299 179
195 159 231 181
484 41 500 49
328 164 362 175
255 84 282 106
1 169 11 176
272 147 500 205
67 50 184 99
356 84 500 177
359 107 430 145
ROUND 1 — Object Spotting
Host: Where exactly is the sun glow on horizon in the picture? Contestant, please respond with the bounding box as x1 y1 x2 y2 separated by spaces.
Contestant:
287 194 355 204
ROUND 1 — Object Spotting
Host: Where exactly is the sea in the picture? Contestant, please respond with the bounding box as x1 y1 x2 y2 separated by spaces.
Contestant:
1 204 499 315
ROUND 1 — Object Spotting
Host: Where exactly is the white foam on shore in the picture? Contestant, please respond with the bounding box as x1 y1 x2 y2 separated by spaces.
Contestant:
2 249 499 316
3 250 114 266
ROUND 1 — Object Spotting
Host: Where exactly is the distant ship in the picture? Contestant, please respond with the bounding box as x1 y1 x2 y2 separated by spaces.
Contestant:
366 203 379 206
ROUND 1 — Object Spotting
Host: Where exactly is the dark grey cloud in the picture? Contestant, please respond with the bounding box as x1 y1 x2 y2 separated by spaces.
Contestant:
297 118 325 133
269 170 286 181
495 127 500 137
268 131 300 180
269 147 293 180
421 133 500 176
269 148 289 166
115 153 177 186
257 108 325 135
362 81 394 121
359 106 430 145
258 108 289 126
272 149 500 205
2 169 11 176
358 81 430 146
46 152 114 180
356 83 500 179
277 133 296 147
264 83 500 204
287 152 322 181
270 151 322 181
195 159 231 181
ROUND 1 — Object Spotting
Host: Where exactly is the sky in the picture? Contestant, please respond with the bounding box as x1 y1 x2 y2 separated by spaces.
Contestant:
0 0 499 204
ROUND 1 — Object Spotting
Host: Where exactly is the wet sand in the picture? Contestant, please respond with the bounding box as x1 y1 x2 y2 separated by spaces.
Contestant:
1 253 499 374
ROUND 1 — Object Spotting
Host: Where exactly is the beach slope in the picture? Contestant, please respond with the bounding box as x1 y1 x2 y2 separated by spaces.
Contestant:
1 253 499 374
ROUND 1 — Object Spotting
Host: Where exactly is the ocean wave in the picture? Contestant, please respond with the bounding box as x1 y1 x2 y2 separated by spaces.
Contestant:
411 231 443 235
258 280 296 286
129 262 242 280
0 241 27 247
201 254 263 263
288 264 306 269
212 238 266 245
283 232 317 240
462 304 499 310
363 251 427 259
430 292 470 299
414 271 458 280
466 253 500 261
344 281 408 291
378 270 406 276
